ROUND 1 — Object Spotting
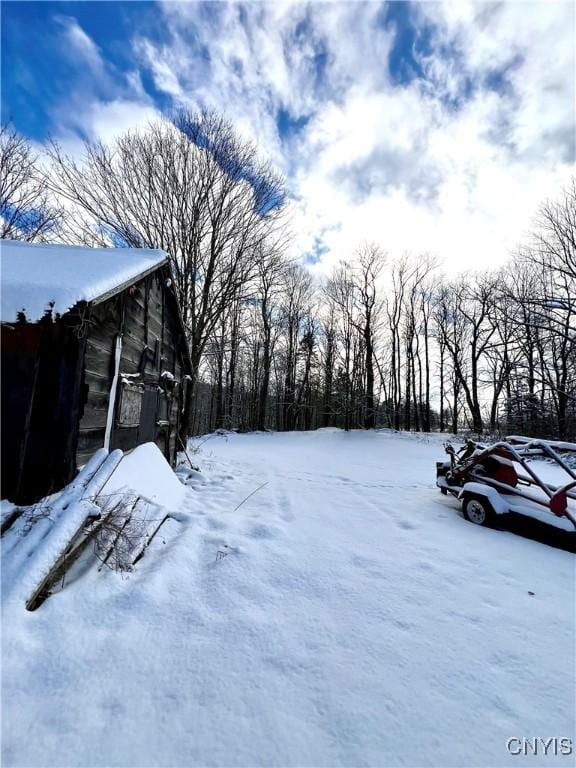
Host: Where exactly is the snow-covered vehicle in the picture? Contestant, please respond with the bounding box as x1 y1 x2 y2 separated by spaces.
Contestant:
436 435 576 529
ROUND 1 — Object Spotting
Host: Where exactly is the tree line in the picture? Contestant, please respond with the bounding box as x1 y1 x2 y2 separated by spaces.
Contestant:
1 116 575 440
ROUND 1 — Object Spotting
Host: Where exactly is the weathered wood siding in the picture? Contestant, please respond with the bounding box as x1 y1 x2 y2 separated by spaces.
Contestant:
77 268 188 466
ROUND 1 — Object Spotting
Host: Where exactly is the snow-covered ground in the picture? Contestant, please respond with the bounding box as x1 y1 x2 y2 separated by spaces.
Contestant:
2 429 575 767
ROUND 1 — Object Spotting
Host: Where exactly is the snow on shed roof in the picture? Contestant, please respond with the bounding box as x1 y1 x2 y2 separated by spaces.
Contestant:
1 240 168 323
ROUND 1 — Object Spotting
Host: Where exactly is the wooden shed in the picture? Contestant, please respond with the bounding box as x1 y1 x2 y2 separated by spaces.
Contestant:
1 240 191 504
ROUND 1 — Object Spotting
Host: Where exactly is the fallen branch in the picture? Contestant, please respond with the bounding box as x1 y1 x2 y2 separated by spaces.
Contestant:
177 433 200 472
132 513 171 566
233 482 268 513
97 496 141 572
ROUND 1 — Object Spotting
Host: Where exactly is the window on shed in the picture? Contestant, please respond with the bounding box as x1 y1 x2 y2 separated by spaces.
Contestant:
157 392 169 425
117 383 143 427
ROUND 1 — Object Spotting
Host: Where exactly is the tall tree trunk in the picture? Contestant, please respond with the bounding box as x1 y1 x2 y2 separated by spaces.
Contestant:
404 339 412 431
323 333 334 428
257 338 271 431
364 326 375 429
452 380 459 434
439 341 445 432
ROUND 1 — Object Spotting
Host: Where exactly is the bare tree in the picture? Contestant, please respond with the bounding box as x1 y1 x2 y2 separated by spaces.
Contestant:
532 179 576 281
350 243 385 429
278 265 315 431
47 111 288 436
385 258 415 430
325 262 357 431
503 183 576 437
0 123 61 241
318 303 337 428
255 246 288 430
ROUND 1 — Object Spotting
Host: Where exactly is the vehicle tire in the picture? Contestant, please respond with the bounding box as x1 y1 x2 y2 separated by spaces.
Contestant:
462 495 495 527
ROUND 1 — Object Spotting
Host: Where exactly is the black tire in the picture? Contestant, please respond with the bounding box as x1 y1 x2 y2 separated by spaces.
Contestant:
462 494 495 527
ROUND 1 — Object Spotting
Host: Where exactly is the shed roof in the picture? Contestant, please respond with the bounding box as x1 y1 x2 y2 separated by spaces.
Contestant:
1 240 168 323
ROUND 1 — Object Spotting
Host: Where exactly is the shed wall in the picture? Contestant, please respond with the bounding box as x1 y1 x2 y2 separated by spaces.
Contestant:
77 269 187 467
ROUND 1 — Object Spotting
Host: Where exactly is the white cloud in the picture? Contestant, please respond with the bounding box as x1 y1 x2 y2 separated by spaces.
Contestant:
131 1 574 274
79 99 160 144
42 2 576 275
43 20 160 154
133 37 187 100
57 15 105 74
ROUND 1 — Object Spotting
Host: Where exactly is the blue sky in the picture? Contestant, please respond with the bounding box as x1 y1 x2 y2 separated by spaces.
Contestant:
2 1 574 271
3 1 434 142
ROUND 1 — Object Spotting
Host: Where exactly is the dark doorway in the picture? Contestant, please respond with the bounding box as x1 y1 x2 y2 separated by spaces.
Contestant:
138 389 158 443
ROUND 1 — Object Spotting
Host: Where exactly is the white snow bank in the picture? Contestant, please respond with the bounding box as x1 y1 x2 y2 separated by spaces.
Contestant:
99 442 186 510
0 240 167 322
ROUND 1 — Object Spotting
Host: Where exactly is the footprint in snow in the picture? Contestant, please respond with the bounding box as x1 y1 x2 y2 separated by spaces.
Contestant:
247 523 279 540
204 517 227 531
392 618 415 632
275 487 295 522
349 554 387 580
350 553 377 569
396 519 418 531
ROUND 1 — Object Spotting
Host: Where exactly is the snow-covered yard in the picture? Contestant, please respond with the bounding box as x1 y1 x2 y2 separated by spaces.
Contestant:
2 429 574 767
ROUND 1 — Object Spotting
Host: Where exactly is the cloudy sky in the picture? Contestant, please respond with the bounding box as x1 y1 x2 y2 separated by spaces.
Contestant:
2 1 574 273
